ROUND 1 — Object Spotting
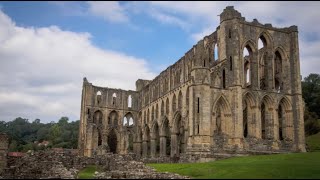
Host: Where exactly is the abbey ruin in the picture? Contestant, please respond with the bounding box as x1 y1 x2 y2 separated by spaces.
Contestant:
78 6 306 161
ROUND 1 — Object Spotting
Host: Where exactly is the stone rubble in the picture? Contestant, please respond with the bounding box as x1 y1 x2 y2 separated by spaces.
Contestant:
1 149 190 179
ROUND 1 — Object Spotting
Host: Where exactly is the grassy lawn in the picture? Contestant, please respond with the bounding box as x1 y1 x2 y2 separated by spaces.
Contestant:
148 152 320 179
306 132 320 152
77 165 100 179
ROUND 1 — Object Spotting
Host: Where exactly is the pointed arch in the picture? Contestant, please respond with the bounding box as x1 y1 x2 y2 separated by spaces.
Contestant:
171 111 184 156
277 97 293 141
242 40 257 55
258 31 272 49
274 49 284 93
124 112 134 126
172 111 182 134
242 40 256 87
243 92 257 138
108 110 118 127
93 110 103 125
212 95 232 113
107 128 118 153
212 95 232 136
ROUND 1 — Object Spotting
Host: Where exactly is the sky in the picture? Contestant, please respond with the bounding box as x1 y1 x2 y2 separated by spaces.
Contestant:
0 1 319 123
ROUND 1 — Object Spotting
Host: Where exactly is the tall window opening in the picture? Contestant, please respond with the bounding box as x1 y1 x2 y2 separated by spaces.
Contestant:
214 44 218 61
128 95 132 108
222 69 226 89
230 56 233 71
261 103 266 139
243 45 252 86
112 93 117 105
197 97 200 113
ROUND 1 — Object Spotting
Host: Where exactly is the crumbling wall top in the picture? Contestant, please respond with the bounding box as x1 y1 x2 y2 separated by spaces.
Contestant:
220 6 243 23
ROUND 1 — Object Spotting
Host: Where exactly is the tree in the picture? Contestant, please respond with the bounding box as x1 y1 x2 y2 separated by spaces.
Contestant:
302 73 320 117
302 73 320 136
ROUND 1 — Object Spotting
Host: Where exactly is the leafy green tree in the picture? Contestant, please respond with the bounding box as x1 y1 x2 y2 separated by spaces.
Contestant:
49 124 61 144
302 73 320 117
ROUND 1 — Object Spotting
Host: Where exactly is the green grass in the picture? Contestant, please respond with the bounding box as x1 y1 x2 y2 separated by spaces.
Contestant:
306 132 320 152
148 152 320 179
77 165 99 179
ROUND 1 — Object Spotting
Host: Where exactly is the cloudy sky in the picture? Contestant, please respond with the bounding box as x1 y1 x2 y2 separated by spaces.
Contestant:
0 1 319 123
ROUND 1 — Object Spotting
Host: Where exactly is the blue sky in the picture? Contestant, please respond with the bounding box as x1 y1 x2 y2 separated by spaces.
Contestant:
0 1 319 123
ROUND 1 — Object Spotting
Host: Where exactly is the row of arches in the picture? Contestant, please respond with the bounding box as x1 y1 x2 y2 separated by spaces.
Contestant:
91 110 135 154
140 112 186 158
95 91 133 108
143 90 187 125
92 110 135 127
213 94 294 141
242 33 288 92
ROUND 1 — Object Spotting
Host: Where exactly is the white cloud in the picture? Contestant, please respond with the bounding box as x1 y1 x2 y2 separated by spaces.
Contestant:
86 1 129 23
148 9 189 30
0 10 156 122
144 2 320 78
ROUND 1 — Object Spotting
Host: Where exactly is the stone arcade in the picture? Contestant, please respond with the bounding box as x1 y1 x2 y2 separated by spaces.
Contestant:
78 6 306 161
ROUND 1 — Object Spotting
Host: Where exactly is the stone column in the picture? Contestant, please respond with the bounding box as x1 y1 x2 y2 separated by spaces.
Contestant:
142 141 148 157
150 139 156 158
160 136 167 157
267 51 274 90
135 142 142 158
170 134 177 157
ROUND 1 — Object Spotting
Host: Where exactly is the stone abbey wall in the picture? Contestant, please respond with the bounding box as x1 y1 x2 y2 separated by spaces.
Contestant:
0 133 8 175
78 6 306 161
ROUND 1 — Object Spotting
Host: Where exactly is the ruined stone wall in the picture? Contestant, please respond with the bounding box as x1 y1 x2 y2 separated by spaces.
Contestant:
2 150 189 179
0 133 8 175
78 78 139 157
79 6 306 161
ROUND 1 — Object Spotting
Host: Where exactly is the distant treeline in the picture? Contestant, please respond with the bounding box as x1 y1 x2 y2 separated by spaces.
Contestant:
0 73 319 152
0 117 79 152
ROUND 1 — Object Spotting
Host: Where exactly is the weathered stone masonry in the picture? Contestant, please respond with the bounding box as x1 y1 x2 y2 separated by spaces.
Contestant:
78 6 306 161
0 133 9 174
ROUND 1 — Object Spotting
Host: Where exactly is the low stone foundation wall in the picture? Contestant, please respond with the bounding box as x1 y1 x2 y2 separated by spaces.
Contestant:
1 150 189 179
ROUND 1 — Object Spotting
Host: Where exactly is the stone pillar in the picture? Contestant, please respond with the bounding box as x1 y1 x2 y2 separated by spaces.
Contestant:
160 136 166 157
150 139 156 158
142 141 148 157
135 141 142 158
251 51 259 90
170 134 178 157
267 52 274 90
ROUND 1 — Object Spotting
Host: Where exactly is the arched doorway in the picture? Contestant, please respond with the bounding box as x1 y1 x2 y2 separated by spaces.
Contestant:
172 112 184 157
243 93 257 138
160 117 171 157
108 129 117 153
